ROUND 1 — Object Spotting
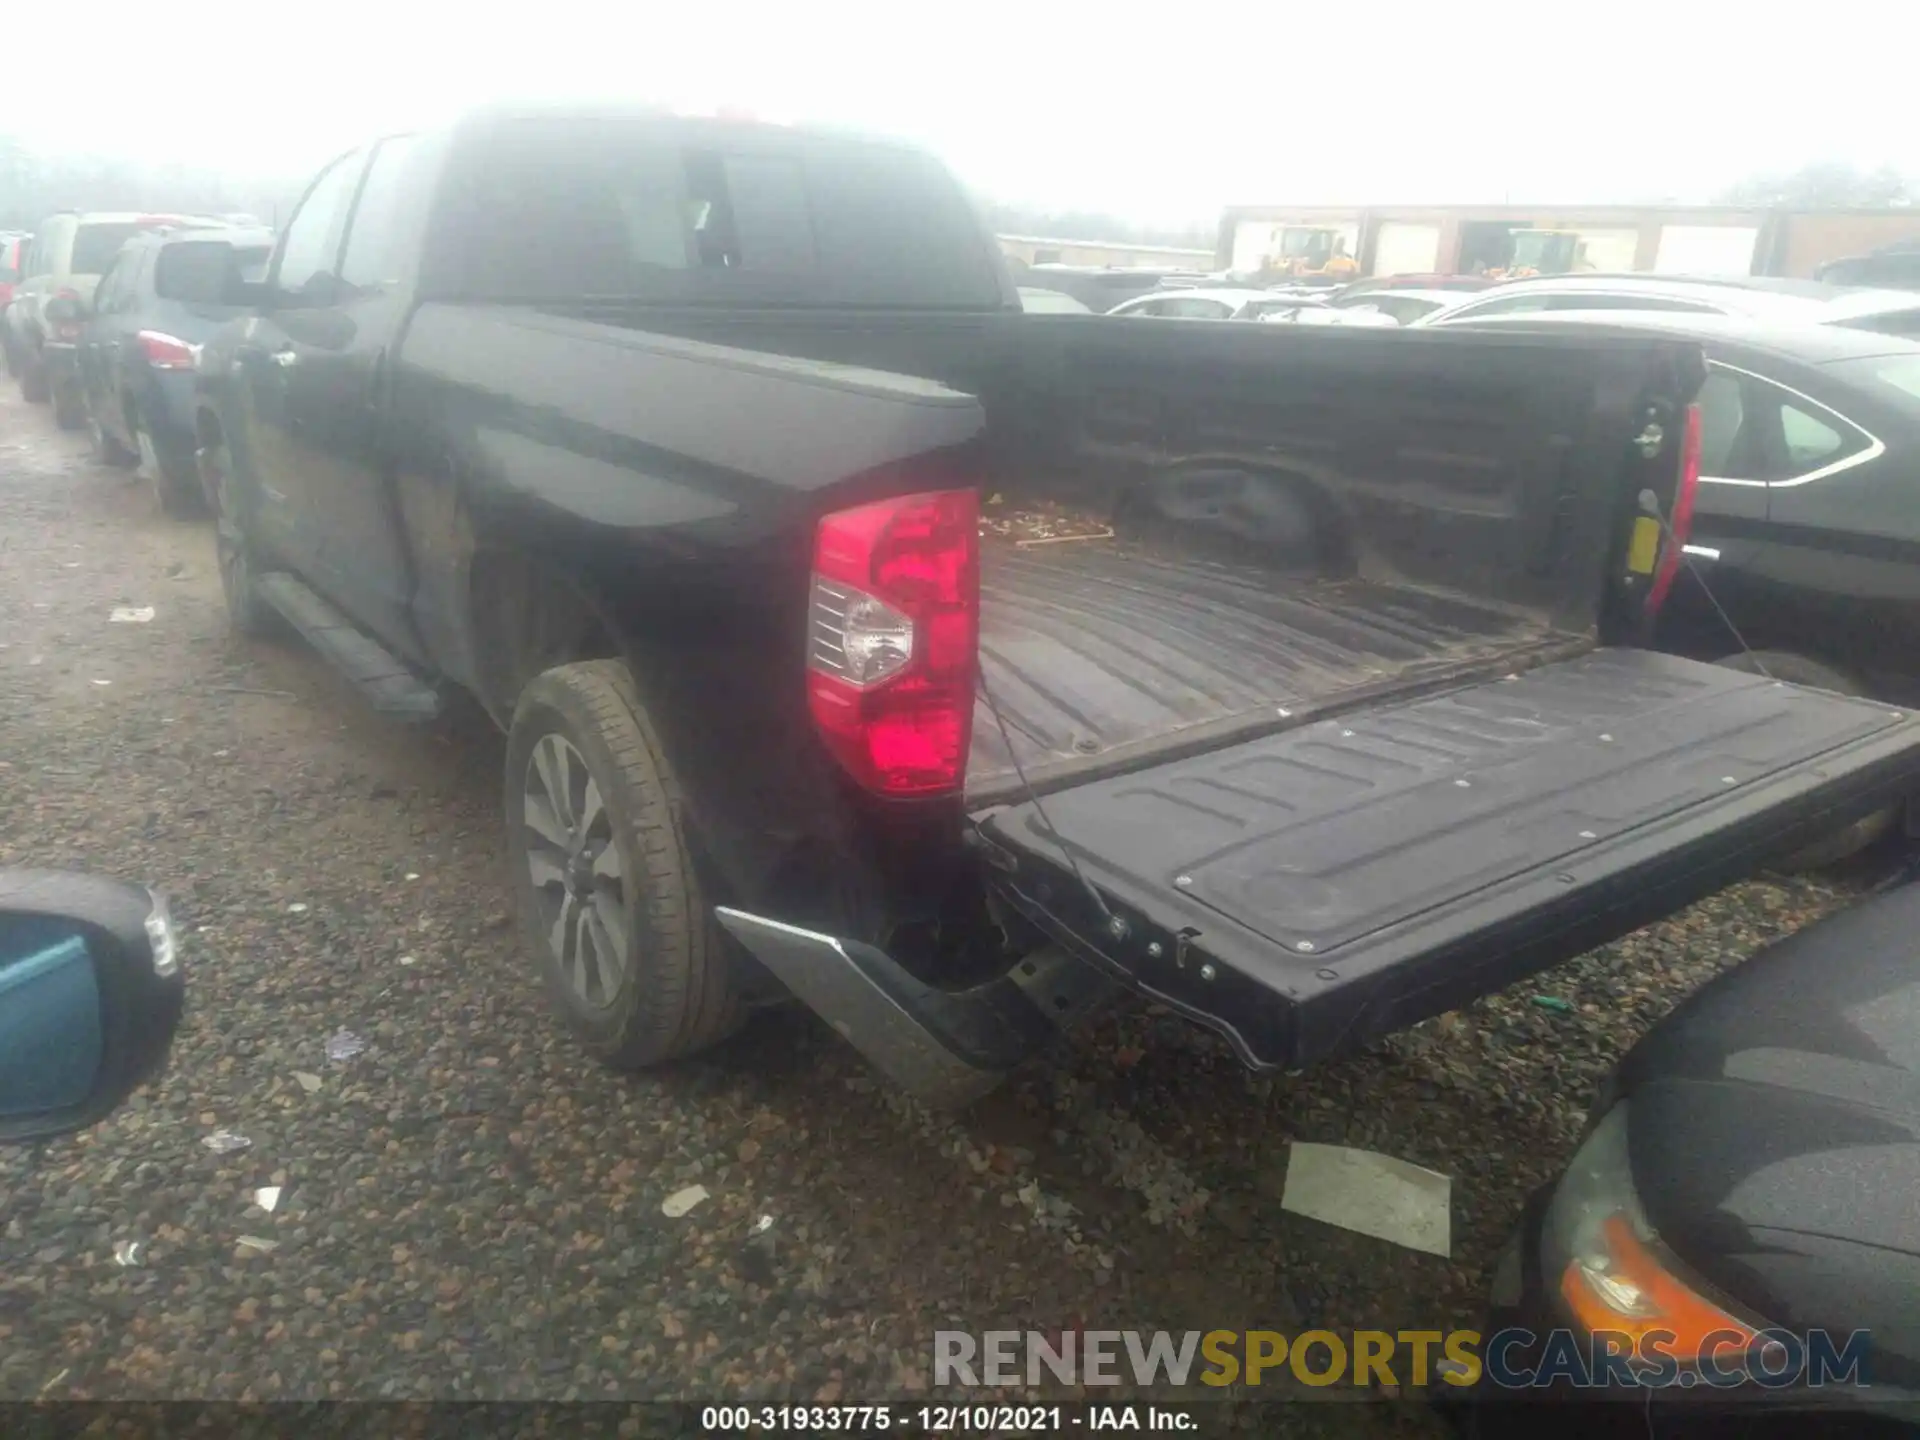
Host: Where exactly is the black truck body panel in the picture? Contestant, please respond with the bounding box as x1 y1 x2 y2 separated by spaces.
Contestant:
980 649 1920 1070
197 103 1920 1100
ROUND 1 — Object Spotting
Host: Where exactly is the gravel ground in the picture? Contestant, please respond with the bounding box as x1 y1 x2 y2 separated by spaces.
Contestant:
0 388 1876 1429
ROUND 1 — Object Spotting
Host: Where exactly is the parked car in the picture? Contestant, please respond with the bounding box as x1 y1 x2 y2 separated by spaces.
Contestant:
6 211 218 426
1259 301 1406 327
1322 287 1459 324
1337 273 1497 297
0 870 184 1145
1107 286 1321 319
0 232 27 371
1016 286 1091 314
1817 239 1920 291
1020 263 1212 312
1457 874 1920 1431
192 104 1920 1110
76 225 274 516
1417 274 1920 337
1450 309 1920 866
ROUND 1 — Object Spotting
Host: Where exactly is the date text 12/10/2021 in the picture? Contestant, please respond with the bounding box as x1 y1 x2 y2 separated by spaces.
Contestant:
700 1405 1200 1431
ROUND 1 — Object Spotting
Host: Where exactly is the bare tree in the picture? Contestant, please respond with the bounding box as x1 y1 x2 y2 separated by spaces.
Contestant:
0 134 300 231
1718 162 1913 209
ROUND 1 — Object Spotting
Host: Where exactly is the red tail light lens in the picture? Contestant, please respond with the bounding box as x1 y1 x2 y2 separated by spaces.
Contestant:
137 330 198 371
807 488 979 797
1646 402 1702 616
0 282 13 306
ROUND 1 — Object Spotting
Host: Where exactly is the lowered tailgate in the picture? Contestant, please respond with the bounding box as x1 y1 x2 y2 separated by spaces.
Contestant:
980 648 1920 1071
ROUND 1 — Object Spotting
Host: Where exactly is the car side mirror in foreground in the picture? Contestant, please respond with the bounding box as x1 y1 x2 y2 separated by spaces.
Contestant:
0 871 184 1144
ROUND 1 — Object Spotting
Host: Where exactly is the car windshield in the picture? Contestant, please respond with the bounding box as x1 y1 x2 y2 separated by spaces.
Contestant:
71 223 143 275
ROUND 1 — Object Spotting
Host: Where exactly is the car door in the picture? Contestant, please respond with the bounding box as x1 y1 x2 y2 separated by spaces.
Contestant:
95 247 150 449
289 134 432 657
1688 358 1882 641
75 250 126 426
229 149 367 585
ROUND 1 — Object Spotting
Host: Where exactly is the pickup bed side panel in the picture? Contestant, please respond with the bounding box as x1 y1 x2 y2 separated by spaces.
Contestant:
390 303 988 942
586 309 1704 790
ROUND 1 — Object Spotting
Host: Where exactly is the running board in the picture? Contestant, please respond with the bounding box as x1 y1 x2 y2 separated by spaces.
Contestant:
254 572 441 722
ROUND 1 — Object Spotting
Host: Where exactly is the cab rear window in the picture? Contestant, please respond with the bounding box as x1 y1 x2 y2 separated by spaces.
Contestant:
435 117 1007 310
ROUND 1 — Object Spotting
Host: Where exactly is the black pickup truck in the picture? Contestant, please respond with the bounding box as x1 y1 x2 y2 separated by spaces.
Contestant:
191 105 1920 1105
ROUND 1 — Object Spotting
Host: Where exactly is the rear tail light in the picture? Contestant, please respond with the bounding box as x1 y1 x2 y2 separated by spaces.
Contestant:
137 330 198 371
807 488 979 797
0 282 13 306
1645 402 1702 616
50 286 83 341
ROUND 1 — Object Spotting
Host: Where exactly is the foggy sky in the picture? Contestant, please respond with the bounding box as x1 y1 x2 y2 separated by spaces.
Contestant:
16 0 1912 223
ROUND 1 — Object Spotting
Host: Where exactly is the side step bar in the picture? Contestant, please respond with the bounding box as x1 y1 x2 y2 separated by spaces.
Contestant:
254 572 441 722
714 908 1113 1108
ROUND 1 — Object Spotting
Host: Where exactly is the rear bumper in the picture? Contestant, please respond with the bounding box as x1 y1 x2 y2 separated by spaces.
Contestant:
978 649 1920 1072
712 909 1113 1107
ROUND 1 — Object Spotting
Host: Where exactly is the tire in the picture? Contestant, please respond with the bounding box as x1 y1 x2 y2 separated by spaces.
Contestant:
506 659 742 1069
88 410 138 468
1715 648 1895 870
203 431 279 639
139 424 205 518
52 378 85 430
19 350 48 403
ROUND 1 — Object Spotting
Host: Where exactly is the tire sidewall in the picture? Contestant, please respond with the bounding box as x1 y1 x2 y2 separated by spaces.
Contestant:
503 681 684 1063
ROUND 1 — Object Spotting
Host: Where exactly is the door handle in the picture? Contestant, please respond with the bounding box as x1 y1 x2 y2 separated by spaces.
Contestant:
271 347 298 368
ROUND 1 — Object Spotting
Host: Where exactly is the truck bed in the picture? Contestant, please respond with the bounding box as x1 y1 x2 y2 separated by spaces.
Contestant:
969 537 1576 802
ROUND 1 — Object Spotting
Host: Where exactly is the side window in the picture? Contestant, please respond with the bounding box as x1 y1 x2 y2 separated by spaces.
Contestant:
95 254 132 313
1706 366 1872 484
273 152 366 301
1778 405 1848 472
1696 370 1751 476
1155 297 1231 319
339 136 421 292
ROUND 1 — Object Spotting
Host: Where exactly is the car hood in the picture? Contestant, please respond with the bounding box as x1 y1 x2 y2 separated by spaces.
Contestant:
1619 882 1920 1370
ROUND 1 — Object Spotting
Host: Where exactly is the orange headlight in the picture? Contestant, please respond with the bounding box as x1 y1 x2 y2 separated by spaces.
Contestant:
1559 1213 1756 1361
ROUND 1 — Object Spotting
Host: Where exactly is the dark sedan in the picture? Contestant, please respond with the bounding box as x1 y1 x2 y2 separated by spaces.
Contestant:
76 225 273 517
1454 310 1920 867
1454 877 1920 1435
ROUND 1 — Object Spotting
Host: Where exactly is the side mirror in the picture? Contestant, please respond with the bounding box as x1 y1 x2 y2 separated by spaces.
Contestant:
0 870 184 1145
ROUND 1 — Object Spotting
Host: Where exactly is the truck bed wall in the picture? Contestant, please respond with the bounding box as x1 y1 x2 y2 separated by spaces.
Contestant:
395 304 1701 966
606 310 1694 642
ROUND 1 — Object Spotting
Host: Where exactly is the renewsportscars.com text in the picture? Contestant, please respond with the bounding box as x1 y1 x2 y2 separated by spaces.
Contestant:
934 1328 1872 1391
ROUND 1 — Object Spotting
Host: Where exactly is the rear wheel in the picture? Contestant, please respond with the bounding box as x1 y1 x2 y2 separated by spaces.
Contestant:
505 659 742 1069
139 424 205 518
202 432 279 639
52 378 85 430
88 408 137 468
1715 648 1895 870
18 349 48 403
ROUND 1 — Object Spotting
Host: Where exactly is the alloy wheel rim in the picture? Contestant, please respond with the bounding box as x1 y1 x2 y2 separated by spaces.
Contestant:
522 733 630 1010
